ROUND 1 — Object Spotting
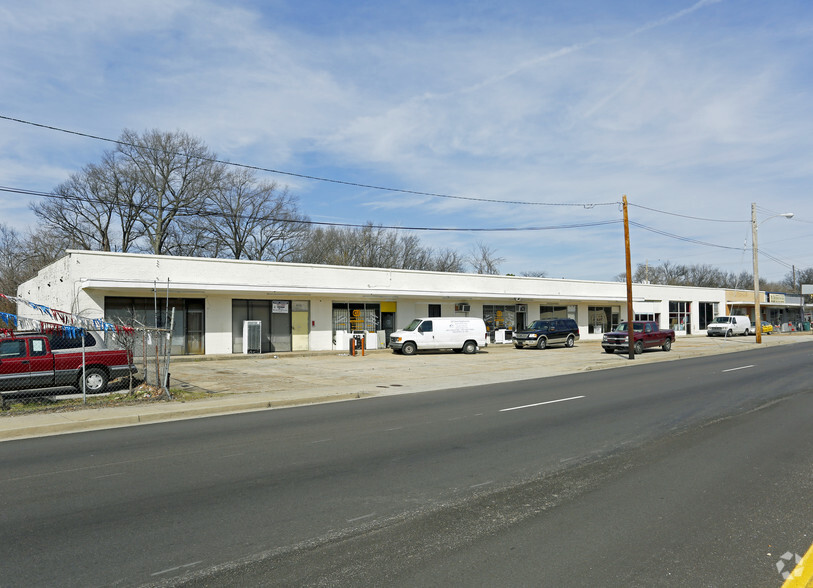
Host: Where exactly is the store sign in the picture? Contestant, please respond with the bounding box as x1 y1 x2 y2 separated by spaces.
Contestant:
768 293 786 304
272 301 289 313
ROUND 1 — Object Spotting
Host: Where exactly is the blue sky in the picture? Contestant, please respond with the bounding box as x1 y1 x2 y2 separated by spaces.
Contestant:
2 0 812 282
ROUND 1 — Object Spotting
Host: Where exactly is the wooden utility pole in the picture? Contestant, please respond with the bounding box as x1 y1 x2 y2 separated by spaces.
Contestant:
623 195 635 360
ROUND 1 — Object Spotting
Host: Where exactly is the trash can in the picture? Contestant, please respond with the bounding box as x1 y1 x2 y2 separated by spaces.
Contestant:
804 322 810 332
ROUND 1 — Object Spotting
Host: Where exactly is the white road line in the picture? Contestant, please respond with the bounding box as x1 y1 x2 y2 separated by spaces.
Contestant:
151 561 203 576
722 365 755 372
500 395 585 412
347 513 376 523
469 480 494 489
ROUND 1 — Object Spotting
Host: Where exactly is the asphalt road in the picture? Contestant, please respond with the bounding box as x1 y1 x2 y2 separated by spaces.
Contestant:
1 343 811 587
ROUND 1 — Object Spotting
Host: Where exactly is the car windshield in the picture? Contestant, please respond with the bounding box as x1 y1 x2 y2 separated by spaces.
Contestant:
404 319 422 332
529 321 549 330
617 322 645 332
712 317 731 324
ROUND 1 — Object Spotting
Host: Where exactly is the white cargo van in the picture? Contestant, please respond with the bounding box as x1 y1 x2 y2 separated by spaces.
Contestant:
389 317 488 355
706 315 751 337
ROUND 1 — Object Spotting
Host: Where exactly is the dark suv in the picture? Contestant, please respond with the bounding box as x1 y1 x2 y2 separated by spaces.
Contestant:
512 318 580 350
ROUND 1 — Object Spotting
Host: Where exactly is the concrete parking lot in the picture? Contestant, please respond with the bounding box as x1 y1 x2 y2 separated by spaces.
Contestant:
1 332 810 440
168 332 811 398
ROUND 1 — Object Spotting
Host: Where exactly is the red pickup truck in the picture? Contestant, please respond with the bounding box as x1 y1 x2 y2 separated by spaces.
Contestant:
601 321 675 355
0 332 137 395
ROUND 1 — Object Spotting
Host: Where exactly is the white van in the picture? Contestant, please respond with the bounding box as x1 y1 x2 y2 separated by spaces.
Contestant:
389 317 488 355
706 315 752 337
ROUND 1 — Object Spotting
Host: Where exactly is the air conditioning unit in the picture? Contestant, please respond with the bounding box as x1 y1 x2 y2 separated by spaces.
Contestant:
243 320 262 354
455 303 471 312
516 304 527 312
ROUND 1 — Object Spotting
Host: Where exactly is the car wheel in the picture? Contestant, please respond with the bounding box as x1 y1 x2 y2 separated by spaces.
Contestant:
565 334 575 348
514 344 522 349
80 367 108 393
462 341 477 354
743 328 750 336
633 341 644 355
536 338 547 350
662 338 672 352
726 329 733 337
401 342 417 356
603 347 614 354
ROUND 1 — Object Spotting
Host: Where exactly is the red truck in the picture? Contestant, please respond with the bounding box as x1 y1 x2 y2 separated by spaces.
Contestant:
0 331 137 396
601 321 675 355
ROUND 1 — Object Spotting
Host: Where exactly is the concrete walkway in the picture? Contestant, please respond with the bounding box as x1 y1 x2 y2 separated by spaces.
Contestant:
1 333 810 441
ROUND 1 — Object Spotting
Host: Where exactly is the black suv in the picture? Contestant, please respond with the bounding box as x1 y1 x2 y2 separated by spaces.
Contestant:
512 318 580 350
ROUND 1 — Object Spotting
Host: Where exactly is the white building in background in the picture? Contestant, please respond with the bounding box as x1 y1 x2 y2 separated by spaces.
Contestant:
16 250 729 355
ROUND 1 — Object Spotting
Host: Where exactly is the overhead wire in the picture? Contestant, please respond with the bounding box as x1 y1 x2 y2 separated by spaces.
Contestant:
0 185 621 233
0 115 805 269
0 114 616 209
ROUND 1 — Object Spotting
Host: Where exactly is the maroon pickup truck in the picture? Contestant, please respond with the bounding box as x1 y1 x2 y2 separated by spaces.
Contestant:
601 321 675 355
0 332 137 395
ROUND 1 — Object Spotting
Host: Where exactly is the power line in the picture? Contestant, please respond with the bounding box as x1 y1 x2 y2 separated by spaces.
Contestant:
0 185 622 233
630 221 797 270
628 203 749 224
0 114 618 209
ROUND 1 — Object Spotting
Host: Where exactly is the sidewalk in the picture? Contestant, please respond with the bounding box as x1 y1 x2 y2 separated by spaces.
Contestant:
1 333 810 441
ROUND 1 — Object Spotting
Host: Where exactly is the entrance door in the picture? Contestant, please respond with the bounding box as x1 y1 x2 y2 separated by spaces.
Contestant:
270 301 292 352
291 306 309 351
186 308 205 355
382 312 395 347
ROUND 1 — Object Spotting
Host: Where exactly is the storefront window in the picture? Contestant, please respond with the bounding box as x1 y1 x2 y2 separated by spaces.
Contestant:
482 305 516 331
669 301 691 332
588 306 619 334
105 296 205 355
540 305 577 321
698 302 717 330
332 303 380 335
232 299 291 353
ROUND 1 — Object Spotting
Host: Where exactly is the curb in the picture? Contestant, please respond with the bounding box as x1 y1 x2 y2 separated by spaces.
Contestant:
0 392 372 441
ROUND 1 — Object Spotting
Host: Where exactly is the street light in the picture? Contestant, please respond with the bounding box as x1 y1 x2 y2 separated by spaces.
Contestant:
751 204 794 343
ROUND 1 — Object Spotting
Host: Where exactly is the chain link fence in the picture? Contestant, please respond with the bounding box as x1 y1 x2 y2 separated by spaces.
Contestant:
0 313 173 410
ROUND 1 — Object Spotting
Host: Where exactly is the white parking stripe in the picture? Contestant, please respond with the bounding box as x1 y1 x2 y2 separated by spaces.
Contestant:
499 395 585 412
722 365 754 372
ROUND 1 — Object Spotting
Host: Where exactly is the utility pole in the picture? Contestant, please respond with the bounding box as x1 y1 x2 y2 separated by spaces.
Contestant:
623 195 635 360
752 203 762 344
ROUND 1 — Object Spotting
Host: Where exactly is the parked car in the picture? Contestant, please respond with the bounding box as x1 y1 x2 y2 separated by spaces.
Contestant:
601 321 675 354
706 315 751 337
512 318 580 350
389 317 488 355
0 331 136 395
757 320 773 335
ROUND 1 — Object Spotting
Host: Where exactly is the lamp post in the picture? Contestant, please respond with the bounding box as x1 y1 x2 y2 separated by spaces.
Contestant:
751 204 794 343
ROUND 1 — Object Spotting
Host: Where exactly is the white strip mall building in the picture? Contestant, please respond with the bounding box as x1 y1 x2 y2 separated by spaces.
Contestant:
16 250 735 355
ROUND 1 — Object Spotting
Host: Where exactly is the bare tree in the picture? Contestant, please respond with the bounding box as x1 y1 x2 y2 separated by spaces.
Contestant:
116 129 226 255
0 224 24 311
200 169 310 261
467 241 504 275
429 248 465 272
520 270 548 278
30 164 118 251
294 223 465 272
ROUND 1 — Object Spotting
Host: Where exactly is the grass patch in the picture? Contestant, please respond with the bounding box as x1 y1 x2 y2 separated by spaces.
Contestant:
0 383 214 415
